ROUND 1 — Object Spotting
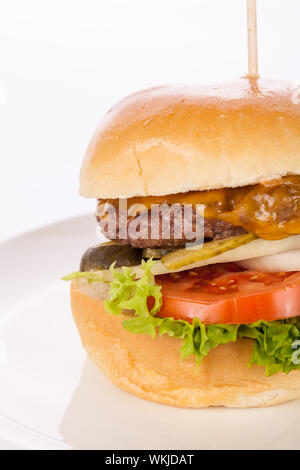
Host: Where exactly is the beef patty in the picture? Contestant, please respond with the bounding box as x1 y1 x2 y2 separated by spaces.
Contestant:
97 206 247 249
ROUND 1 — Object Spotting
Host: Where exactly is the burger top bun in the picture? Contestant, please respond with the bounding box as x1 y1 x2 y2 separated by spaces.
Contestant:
80 78 300 199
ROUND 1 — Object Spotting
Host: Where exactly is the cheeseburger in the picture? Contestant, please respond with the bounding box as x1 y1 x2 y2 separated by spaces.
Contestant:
65 78 300 407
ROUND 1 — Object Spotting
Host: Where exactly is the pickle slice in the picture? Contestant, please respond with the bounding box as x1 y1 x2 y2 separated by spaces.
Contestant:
80 242 143 271
161 233 257 270
142 247 174 259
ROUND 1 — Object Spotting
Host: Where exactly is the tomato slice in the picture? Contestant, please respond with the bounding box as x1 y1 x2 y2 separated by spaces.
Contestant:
155 263 300 324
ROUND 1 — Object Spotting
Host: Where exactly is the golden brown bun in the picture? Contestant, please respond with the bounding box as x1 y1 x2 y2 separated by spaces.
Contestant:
70 279 300 408
80 78 300 199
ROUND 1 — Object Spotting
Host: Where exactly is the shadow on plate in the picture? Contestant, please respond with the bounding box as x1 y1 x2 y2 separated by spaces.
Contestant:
59 358 300 450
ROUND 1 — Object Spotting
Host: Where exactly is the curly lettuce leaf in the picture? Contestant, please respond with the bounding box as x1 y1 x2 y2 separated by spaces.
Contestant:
62 271 105 283
239 319 300 375
64 260 300 376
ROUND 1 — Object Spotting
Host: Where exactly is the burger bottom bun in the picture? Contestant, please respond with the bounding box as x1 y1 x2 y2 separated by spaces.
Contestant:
70 279 300 408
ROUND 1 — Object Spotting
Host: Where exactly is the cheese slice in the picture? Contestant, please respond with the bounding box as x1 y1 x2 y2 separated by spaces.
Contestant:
97 234 300 281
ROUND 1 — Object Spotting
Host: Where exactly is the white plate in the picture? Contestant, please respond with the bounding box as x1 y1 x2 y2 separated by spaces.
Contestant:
0 214 300 450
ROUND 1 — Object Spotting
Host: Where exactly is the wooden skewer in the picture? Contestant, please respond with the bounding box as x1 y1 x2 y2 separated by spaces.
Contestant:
247 0 259 78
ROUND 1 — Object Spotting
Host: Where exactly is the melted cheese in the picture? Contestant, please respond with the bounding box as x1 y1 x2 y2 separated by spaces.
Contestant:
100 176 300 240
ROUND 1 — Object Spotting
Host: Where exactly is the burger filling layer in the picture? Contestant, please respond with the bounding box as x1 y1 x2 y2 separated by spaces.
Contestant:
97 175 300 247
64 176 300 376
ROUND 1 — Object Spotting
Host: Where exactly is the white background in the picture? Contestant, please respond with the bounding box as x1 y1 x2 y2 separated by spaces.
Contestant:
0 0 300 241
